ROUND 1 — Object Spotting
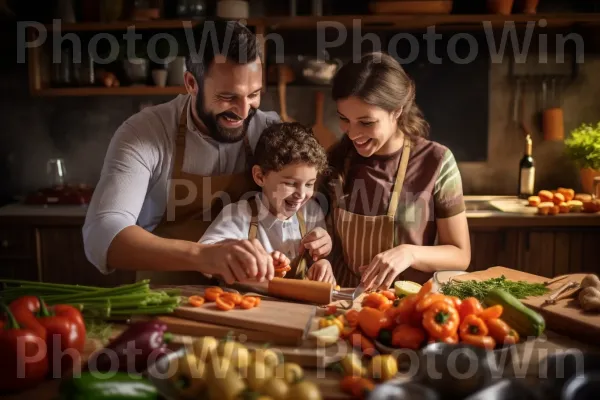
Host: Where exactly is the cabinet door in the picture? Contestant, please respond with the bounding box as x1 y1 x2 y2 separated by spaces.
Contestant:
518 228 600 277
0 259 38 280
38 227 135 286
468 228 520 272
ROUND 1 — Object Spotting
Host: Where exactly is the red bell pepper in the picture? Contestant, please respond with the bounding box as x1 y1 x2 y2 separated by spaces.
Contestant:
9 296 86 377
0 303 48 392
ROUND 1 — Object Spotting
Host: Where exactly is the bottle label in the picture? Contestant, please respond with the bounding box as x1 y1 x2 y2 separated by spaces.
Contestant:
520 167 535 195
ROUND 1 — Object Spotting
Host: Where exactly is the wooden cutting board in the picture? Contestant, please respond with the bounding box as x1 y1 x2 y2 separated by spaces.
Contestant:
450 266 600 344
173 297 317 344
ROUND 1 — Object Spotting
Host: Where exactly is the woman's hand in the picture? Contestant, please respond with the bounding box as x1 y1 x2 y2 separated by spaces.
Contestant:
359 245 416 291
300 227 333 261
307 259 336 285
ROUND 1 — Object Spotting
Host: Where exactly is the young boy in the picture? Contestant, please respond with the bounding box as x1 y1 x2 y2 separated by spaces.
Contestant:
199 122 336 284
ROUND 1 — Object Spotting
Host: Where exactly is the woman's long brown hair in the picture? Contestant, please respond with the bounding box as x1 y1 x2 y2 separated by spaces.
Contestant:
326 51 430 194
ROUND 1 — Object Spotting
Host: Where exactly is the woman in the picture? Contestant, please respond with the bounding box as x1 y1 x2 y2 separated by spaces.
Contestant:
324 52 471 290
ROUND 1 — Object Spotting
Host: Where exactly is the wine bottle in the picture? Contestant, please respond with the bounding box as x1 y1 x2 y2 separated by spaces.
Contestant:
518 134 535 199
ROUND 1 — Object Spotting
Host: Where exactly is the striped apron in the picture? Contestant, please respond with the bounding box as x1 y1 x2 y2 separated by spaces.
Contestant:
331 139 412 288
247 197 310 280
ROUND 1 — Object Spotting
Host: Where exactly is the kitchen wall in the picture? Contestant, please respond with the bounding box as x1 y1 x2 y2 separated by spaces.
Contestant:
1 27 599 198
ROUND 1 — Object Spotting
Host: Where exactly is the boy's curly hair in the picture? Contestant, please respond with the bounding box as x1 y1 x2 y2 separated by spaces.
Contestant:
253 122 329 174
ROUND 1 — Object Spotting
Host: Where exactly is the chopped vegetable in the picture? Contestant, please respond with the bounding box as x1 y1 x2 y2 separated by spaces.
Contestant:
440 275 549 302
59 371 158 400
483 289 545 338
188 295 205 307
422 301 459 340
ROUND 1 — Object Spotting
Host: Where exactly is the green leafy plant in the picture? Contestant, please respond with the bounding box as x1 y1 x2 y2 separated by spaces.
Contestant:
565 122 600 170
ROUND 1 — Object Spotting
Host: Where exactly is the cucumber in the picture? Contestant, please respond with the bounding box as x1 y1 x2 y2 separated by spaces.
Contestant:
483 288 546 338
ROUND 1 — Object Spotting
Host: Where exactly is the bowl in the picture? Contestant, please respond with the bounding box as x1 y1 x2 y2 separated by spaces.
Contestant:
463 378 542 400
537 351 600 400
123 58 149 84
414 342 498 400
562 372 600 400
368 382 441 400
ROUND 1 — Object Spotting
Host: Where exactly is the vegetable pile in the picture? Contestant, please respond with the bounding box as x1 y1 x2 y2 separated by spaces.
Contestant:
439 275 549 302
0 296 87 392
0 279 182 319
166 336 322 400
186 287 262 311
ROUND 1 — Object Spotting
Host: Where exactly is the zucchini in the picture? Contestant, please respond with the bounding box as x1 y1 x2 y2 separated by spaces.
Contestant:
483 288 546 338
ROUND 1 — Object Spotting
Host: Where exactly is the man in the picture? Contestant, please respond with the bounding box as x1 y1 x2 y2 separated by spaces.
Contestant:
83 20 280 284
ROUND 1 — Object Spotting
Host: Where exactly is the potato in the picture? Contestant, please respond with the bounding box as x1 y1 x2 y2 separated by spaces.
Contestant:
578 286 600 312
581 274 600 290
549 205 560 215
559 202 570 214
528 196 541 207
552 192 565 205
539 190 554 202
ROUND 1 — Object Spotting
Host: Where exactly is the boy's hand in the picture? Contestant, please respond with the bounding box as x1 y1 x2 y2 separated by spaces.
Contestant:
300 227 332 261
271 251 291 278
307 259 336 285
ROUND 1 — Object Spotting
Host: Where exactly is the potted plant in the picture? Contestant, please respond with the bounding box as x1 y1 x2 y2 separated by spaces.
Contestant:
565 121 600 194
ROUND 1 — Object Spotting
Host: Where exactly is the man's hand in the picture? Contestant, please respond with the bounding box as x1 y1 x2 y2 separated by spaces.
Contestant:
307 259 336 285
204 239 274 284
300 227 332 261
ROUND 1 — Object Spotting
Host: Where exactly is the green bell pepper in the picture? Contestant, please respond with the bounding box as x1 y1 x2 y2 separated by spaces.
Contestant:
59 371 158 400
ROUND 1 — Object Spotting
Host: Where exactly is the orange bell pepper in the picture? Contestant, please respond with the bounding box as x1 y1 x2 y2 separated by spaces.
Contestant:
428 332 459 345
391 324 426 350
393 295 418 325
486 318 519 345
345 310 360 327
358 307 389 339
422 301 459 340
461 334 496 350
380 290 396 301
416 293 455 313
362 293 389 309
459 314 489 337
459 297 484 320
478 305 503 320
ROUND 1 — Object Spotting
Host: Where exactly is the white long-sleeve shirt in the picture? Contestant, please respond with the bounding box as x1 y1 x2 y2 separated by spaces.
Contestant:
199 193 327 260
82 94 280 274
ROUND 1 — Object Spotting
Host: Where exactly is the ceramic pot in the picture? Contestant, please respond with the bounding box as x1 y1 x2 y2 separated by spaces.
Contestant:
487 0 514 15
581 168 600 195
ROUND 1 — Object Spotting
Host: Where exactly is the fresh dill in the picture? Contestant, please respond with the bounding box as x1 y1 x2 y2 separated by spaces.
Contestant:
440 275 549 302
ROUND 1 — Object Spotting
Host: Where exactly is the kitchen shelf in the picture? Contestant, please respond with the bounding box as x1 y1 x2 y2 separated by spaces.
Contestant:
44 18 263 32
31 86 187 96
263 13 600 30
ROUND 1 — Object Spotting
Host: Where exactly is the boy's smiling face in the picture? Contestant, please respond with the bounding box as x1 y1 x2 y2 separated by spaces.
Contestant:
253 163 318 220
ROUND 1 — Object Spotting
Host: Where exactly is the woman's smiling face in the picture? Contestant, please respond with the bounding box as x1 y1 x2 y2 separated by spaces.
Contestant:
336 96 403 157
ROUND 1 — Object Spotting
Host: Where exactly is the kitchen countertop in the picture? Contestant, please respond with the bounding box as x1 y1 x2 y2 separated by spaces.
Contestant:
0 197 598 228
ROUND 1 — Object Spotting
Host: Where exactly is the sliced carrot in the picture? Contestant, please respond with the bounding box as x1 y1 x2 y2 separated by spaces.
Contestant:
252 296 261 306
215 296 235 311
240 297 256 309
204 287 223 302
188 295 205 307
221 292 242 305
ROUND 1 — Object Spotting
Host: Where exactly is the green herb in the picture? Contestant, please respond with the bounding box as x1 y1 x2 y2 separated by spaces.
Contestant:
439 275 549 302
0 279 181 320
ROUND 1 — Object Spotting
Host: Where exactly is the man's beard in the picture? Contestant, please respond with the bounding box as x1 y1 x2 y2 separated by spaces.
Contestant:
196 96 257 143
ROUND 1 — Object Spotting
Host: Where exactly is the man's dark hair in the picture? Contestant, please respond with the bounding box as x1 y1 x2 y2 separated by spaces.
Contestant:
253 122 329 174
185 19 261 88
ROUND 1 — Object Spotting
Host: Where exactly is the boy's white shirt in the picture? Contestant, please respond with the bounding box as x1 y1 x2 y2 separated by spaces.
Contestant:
199 193 327 260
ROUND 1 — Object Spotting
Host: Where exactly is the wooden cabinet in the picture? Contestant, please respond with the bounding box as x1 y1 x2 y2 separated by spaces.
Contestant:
37 227 135 286
469 227 600 276
0 221 135 286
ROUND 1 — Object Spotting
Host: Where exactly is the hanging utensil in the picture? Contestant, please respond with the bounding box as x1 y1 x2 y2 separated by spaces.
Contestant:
543 75 565 141
513 78 521 124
